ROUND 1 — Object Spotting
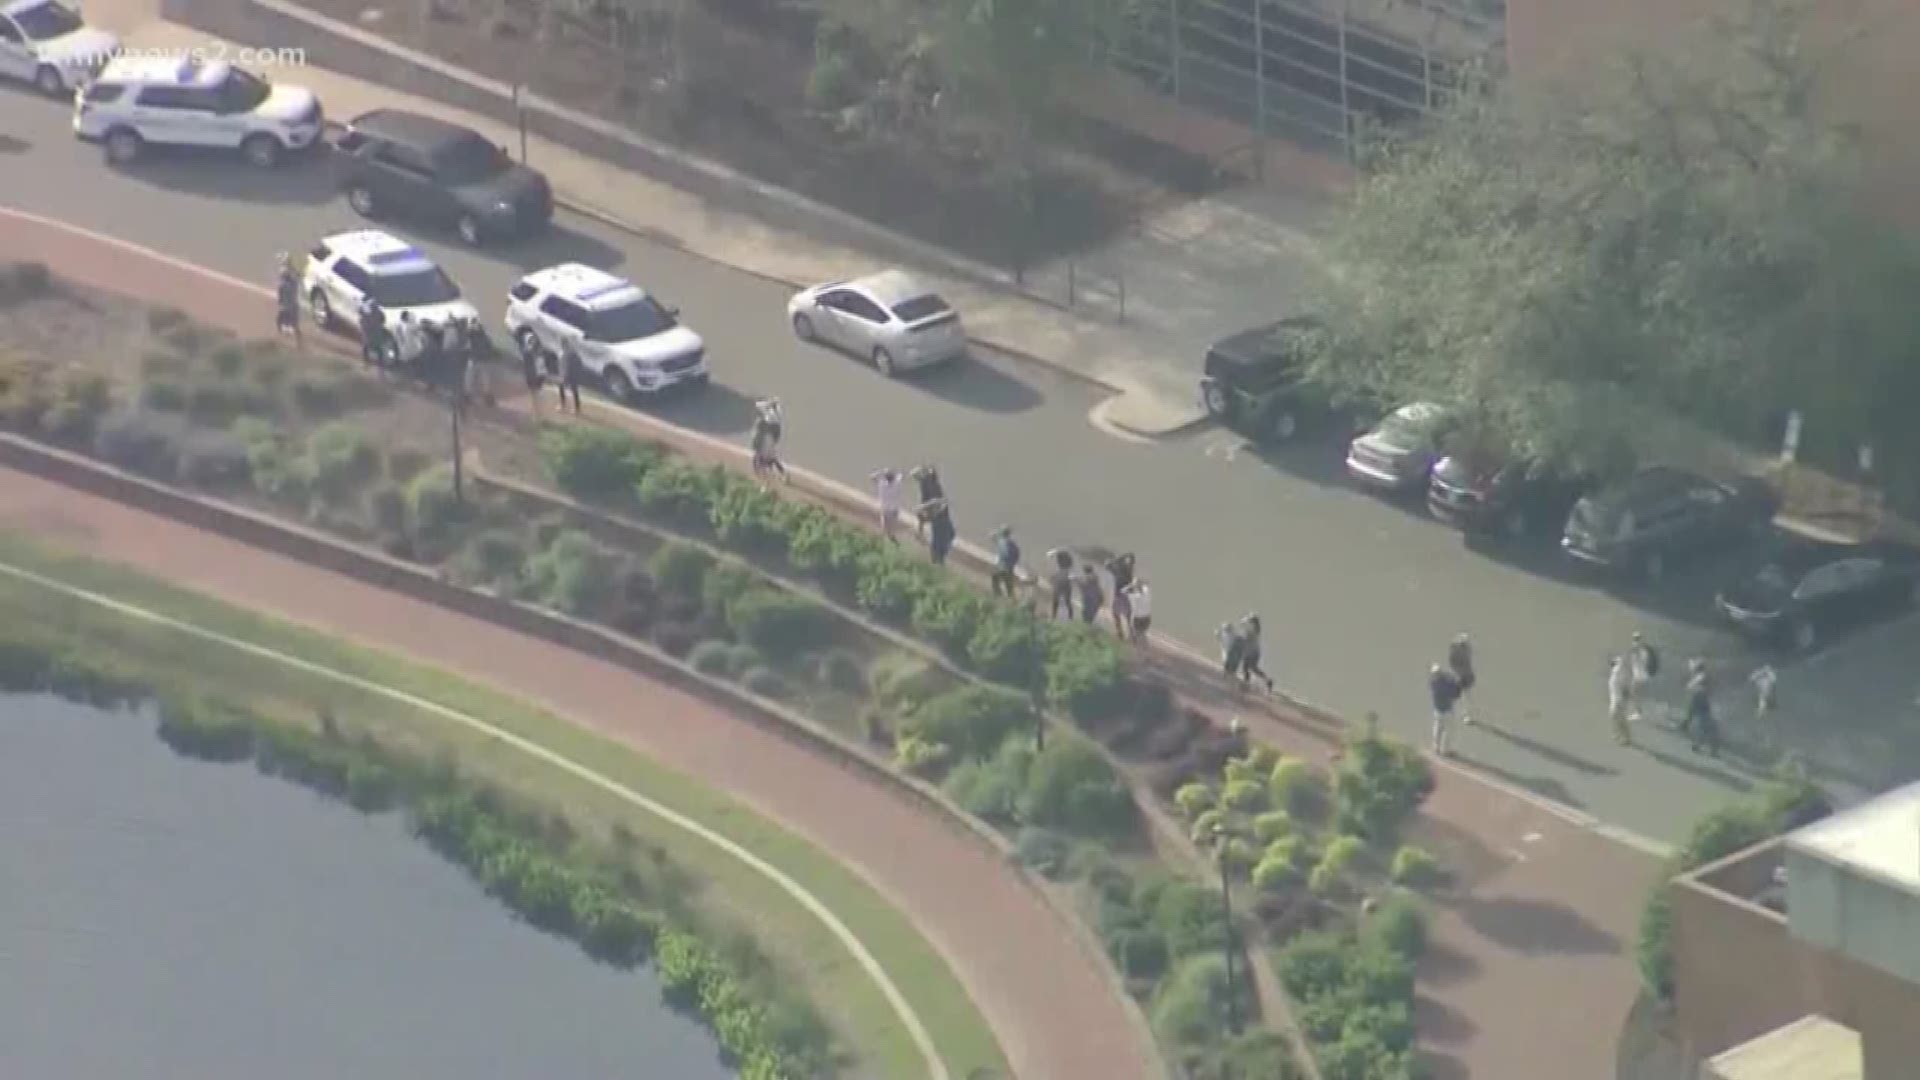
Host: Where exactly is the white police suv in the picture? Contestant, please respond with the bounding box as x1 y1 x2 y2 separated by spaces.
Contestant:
74 55 322 167
0 0 115 97
505 263 707 400
303 230 479 335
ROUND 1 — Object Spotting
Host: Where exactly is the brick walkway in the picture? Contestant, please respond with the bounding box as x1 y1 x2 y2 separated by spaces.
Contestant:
2 206 1664 1079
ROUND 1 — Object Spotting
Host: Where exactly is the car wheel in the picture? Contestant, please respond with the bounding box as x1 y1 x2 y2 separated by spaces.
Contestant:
34 64 66 97
308 289 335 330
347 185 377 217
1266 408 1299 442
605 368 637 403
1202 383 1233 419
241 133 281 168
874 347 897 376
104 128 142 166
1791 618 1818 652
792 311 815 342
457 214 483 246
1641 550 1666 581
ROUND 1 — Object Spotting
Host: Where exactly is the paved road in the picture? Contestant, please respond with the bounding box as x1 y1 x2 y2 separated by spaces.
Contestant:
4 86 1904 840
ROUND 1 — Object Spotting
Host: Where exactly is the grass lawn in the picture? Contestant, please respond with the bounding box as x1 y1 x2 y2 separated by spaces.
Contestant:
0 530 1007 1080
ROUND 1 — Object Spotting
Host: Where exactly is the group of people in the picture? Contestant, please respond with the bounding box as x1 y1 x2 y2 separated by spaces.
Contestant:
870 464 961 567
1217 614 1275 693
520 342 585 414
275 255 493 408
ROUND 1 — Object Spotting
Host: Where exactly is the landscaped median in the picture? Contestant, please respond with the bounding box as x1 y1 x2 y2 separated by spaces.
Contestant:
0 258 1453 1078
0 531 1000 1080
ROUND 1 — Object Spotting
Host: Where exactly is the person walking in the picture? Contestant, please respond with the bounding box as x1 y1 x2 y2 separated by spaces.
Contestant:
1429 662 1463 756
1044 548 1075 620
1123 578 1152 644
274 254 301 348
1684 658 1721 756
559 347 585 414
749 399 788 482
460 319 493 406
1448 633 1477 726
1237 614 1275 693
910 465 944 540
1607 654 1634 746
1628 631 1661 723
1105 552 1137 639
871 468 903 542
922 497 956 567
989 526 1022 598
415 317 446 389
521 341 547 410
1075 563 1104 626
1750 663 1779 747
357 297 389 368
1218 619 1247 679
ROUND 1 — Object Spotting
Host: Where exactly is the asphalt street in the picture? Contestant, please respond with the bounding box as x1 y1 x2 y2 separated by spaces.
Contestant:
5 86 1909 842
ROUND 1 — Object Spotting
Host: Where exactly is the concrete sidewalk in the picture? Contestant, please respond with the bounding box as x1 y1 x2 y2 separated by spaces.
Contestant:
88 0 1214 436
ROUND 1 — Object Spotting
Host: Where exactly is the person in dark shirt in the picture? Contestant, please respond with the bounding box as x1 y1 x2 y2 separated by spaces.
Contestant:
1237 614 1275 693
1105 552 1136 639
274 254 301 348
357 298 388 368
1684 658 1720 756
559 347 584 413
922 497 956 566
1447 633 1476 725
1075 563 1104 625
1429 663 1463 756
990 526 1022 598
1045 548 1075 620
910 465 944 541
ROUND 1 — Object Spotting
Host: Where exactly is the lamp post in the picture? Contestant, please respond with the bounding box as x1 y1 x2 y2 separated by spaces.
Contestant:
1210 822 1240 1037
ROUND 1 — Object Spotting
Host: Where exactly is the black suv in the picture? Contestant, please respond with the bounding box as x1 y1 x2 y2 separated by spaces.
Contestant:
332 109 552 245
1428 452 1594 541
1560 466 1776 580
1200 317 1338 442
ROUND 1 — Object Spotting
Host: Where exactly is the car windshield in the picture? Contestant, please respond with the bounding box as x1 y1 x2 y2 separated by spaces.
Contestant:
1376 409 1441 447
11 1 82 40
891 294 951 323
213 67 270 113
432 134 509 185
587 298 675 342
365 268 461 308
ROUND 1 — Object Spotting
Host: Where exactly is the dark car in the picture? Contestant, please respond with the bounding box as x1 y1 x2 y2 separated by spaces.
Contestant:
1346 402 1456 493
1427 452 1595 540
1199 317 1338 442
1716 538 1919 651
1560 466 1777 580
332 109 552 244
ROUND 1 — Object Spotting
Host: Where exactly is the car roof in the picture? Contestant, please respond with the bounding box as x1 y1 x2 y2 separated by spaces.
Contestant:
1581 465 1714 514
848 270 935 309
1210 317 1321 364
1759 535 1916 571
320 231 439 275
1388 401 1449 425
346 108 476 152
520 264 646 310
2 0 65 16
99 56 232 87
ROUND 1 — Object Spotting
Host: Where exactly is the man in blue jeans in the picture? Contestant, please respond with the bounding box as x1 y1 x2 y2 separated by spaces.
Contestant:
990 525 1022 598
1428 662 1463 756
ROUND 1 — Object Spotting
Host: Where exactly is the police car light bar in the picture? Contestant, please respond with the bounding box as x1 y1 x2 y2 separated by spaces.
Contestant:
577 279 637 302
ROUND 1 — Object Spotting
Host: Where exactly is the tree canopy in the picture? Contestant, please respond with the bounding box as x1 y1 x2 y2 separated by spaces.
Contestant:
1306 0 1920 481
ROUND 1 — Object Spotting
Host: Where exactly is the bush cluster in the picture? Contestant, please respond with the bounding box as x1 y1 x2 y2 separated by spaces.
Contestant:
1331 733 1433 841
1277 892 1427 1080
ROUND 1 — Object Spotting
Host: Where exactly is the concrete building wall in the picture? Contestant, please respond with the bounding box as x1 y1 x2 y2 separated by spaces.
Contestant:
1503 0 1920 227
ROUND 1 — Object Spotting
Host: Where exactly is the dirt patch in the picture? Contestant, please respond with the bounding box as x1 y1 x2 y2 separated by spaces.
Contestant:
297 0 1171 268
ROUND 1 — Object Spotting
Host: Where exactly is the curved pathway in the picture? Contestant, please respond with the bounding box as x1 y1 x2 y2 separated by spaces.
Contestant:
0 219 1153 1080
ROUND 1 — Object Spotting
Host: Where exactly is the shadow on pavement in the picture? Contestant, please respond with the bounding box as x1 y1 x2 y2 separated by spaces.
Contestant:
1476 536 1743 631
119 148 341 206
910 355 1044 414
645 380 761 437
1636 742 1755 793
498 222 628 274
1455 894 1621 957
1477 720 1619 778
1415 991 1479 1044
1416 935 1484 988
1452 751 1586 811
0 133 28 155
1416 1050 1471 1080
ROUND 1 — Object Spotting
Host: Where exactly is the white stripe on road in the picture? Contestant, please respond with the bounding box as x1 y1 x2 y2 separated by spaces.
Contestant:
0 556 951 1080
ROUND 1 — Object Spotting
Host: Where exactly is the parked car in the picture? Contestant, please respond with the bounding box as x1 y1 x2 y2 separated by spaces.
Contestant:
1427 451 1594 541
73 56 323 168
1716 538 1920 651
505 263 707 401
332 108 552 245
787 270 965 375
1199 317 1338 442
0 0 115 97
1346 402 1456 492
1560 466 1776 580
303 229 480 337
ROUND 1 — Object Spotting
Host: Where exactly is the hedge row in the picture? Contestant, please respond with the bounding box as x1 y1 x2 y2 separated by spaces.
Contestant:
540 425 1131 720
1277 891 1427 1080
0 639 829 1079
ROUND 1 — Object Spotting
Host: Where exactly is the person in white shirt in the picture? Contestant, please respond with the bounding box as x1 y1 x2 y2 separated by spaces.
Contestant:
1124 579 1152 644
870 468 903 542
1607 654 1634 746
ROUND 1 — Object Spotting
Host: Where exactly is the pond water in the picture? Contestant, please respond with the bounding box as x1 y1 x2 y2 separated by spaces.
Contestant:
0 694 735 1080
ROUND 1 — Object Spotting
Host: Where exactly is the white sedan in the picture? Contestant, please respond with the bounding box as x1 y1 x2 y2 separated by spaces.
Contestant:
0 0 116 96
786 269 966 376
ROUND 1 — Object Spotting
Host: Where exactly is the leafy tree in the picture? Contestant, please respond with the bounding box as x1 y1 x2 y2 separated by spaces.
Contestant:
1307 0 1920 480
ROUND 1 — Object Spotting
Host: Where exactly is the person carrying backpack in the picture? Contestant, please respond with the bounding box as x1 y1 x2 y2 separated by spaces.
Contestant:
990 526 1022 598
1429 662 1463 756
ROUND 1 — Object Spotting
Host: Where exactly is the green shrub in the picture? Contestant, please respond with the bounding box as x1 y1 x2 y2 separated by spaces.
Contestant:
893 733 952 777
1332 735 1432 840
965 603 1045 685
689 639 736 676
1221 777 1265 812
458 529 529 588
540 424 659 502
1222 756 1259 786
304 421 378 500
943 738 1033 825
1311 835 1364 889
93 408 183 477
909 581 988 658
1042 623 1129 721
651 620 698 658
853 556 922 623
405 464 467 542
1269 756 1322 815
1150 878 1228 958
708 476 793 554
648 541 715 599
0 260 53 300
741 666 786 698
1252 852 1302 893
367 484 408 534
176 430 250 487
814 650 866 694
184 377 266 425
636 458 714 523
784 507 875 590
701 563 760 622
1252 810 1295 843
155 697 257 762
1189 808 1227 845
868 652 948 709
1149 953 1240 1047
1220 836 1259 873
1173 782 1216 819
139 377 187 412
207 342 247 378
526 530 615 617
902 684 1033 760
289 372 347 418
0 361 53 430
726 589 830 662
1108 926 1171 983
1014 827 1073 878
41 398 101 446
1363 890 1427 959
1277 928 1351 1002
231 418 306 501
384 446 431 483
1389 844 1443 888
